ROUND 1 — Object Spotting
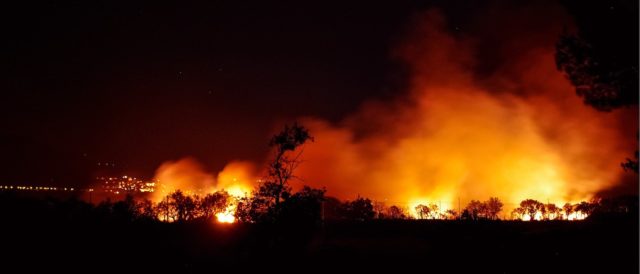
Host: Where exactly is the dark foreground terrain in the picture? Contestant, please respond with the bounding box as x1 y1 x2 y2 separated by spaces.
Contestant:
1 194 637 273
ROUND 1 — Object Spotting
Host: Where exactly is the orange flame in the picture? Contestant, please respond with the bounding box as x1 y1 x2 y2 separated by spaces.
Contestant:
287 9 636 214
152 159 256 223
150 7 636 220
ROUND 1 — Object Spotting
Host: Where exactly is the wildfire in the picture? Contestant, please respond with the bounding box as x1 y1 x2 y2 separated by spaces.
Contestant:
518 210 587 221
408 198 452 219
566 212 588 221
216 211 236 223
151 157 216 203
213 185 250 224
151 159 257 223
146 8 636 223
285 9 636 215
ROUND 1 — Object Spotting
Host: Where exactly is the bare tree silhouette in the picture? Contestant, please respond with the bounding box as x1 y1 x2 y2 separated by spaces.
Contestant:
257 123 313 221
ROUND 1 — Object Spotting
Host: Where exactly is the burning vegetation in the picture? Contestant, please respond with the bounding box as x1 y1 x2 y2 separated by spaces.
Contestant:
120 7 636 224
38 5 634 226
95 119 633 224
2 1 638 273
288 8 636 217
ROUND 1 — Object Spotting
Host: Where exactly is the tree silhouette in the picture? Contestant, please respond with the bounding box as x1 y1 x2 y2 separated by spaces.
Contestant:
342 197 375 221
234 123 314 223
465 200 484 220
155 196 175 222
464 198 503 220
136 199 156 220
259 122 313 221
461 209 471 220
556 1 639 174
575 201 597 217
111 194 138 222
154 190 198 222
415 204 430 219
373 201 387 219
444 209 458 220
485 197 504 220
171 190 197 221
593 196 639 217
544 203 562 220
518 199 545 220
239 190 272 223
555 0 638 111
387 205 406 219
199 191 230 219
427 204 442 219
562 203 575 220
280 186 326 225
414 203 443 219
511 207 526 220
234 196 254 223
321 197 344 221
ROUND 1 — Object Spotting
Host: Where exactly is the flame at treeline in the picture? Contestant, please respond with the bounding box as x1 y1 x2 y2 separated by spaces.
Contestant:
151 158 255 203
151 158 256 222
149 6 636 221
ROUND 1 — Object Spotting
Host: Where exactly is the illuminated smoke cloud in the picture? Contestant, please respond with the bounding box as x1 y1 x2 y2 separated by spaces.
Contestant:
215 161 257 197
151 157 216 202
150 5 636 214
289 8 636 212
152 158 257 202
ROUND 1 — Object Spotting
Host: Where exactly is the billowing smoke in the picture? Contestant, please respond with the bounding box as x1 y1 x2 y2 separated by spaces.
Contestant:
215 161 257 197
151 157 215 202
151 158 256 202
288 7 637 212
151 4 636 213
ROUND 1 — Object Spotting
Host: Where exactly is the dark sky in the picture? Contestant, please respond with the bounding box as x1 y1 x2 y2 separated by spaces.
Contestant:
4 0 458 185
3 0 633 186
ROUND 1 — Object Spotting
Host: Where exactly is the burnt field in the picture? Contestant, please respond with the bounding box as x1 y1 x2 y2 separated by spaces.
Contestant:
2 194 637 273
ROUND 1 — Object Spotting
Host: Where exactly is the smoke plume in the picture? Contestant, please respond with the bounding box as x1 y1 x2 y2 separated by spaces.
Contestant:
289 7 637 211
152 4 637 213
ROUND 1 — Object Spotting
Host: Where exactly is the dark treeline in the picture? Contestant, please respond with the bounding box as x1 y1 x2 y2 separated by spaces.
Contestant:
2 188 636 225
0 190 638 273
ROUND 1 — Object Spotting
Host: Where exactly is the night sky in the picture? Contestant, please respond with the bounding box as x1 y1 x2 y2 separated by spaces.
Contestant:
2 0 633 186
3 1 434 184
